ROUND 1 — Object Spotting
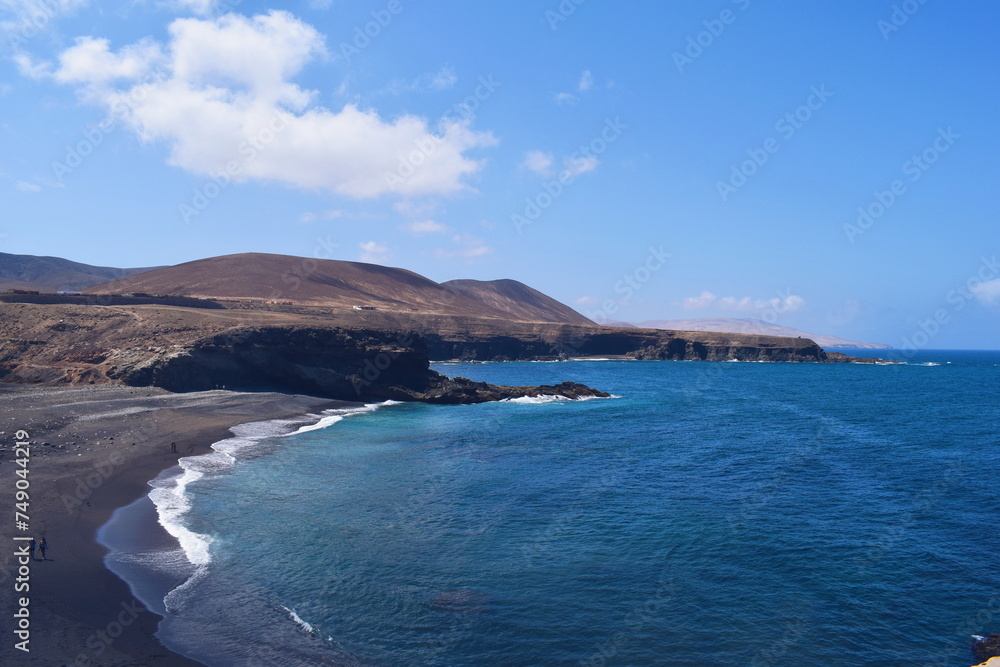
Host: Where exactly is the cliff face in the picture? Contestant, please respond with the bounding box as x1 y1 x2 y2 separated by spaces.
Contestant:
0 302 879 404
420 328 832 363
0 304 608 404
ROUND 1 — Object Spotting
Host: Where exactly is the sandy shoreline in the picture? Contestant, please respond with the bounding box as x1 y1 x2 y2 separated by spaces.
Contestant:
0 385 350 666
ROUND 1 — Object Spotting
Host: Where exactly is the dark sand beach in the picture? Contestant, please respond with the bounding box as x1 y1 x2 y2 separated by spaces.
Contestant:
0 385 348 666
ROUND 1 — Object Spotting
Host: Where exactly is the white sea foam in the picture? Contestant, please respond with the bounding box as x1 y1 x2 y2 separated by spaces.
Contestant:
149 466 213 567
502 394 572 404
502 394 619 404
281 606 316 634
148 401 397 613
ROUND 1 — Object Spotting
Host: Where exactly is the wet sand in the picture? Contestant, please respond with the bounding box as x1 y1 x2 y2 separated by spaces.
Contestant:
0 385 349 666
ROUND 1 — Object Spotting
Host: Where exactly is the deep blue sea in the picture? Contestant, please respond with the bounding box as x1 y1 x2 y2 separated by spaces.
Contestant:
101 351 1000 666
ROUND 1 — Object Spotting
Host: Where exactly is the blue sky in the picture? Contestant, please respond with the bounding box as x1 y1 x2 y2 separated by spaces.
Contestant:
1 0 998 348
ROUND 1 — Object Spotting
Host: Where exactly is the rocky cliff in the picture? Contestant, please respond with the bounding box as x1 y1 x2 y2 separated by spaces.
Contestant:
0 302 881 403
0 303 608 404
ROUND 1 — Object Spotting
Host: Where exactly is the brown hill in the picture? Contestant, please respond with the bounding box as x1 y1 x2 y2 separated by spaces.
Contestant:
637 318 890 349
441 279 594 326
85 252 592 324
0 251 157 292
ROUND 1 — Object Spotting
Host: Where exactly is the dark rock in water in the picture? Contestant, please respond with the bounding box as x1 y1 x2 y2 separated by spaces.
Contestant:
973 634 1000 662
430 590 491 613
418 378 610 405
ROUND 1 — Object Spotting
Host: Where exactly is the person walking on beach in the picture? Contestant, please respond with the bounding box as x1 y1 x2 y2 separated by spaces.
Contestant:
170 441 178 453
39 538 47 561
28 537 36 560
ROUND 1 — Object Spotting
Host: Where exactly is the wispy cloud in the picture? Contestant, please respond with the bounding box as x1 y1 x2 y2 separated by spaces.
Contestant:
683 291 716 310
435 234 491 260
554 91 577 105
1 0 88 42
358 240 390 264
403 219 446 235
15 180 41 192
683 291 805 314
971 279 1000 306
170 0 216 15
374 66 458 96
554 69 594 105
562 155 599 178
520 150 553 176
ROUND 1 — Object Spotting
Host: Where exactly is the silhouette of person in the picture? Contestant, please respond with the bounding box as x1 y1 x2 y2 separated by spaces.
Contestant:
39 538 47 560
28 538 36 560
170 442 178 453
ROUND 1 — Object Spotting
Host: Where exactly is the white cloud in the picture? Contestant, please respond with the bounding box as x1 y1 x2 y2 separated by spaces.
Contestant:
719 294 805 313
683 291 717 310
375 66 458 97
40 11 495 199
682 291 805 314
299 209 353 222
54 36 163 87
554 91 576 105
358 240 390 263
562 155 599 178
575 296 597 305
435 234 491 260
171 0 217 15
0 0 88 41
13 53 50 80
15 180 41 192
971 279 1000 306
554 70 594 104
403 219 446 235
520 150 553 176
429 66 457 91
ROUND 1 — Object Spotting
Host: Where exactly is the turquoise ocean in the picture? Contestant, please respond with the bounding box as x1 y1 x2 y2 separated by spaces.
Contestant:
100 350 1000 666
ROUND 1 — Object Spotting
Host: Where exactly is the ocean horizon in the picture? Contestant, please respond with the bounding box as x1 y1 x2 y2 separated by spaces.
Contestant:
100 350 1000 666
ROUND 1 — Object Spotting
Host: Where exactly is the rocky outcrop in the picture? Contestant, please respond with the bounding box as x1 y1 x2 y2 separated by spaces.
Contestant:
109 326 608 404
0 304 608 404
973 635 1000 665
